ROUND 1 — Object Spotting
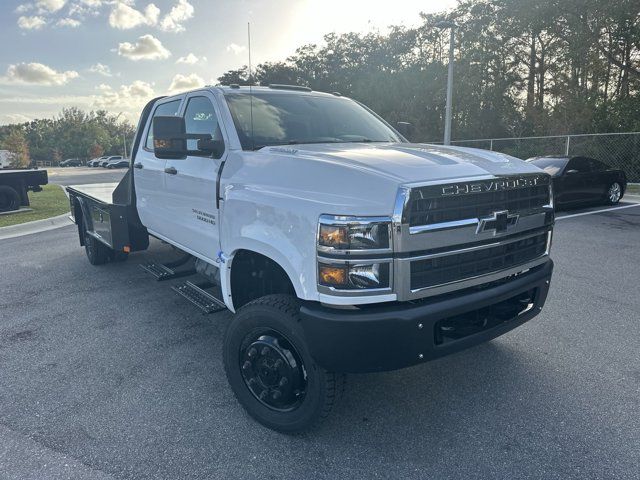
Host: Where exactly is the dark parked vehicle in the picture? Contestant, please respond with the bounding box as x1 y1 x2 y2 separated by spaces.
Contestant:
60 158 83 167
100 155 123 167
106 159 129 169
0 168 48 212
527 156 627 207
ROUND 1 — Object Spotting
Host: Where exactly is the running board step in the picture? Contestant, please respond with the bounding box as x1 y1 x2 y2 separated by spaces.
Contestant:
171 281 227 314
139 256 196 281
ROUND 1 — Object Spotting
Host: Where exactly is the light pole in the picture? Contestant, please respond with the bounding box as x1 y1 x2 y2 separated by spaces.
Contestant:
435 21 457 145
115 112 127 158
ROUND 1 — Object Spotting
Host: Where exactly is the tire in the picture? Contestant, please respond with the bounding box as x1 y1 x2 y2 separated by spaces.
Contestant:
223 294 345 433
0 185 21 212
84 230 110 265
606 182 622 205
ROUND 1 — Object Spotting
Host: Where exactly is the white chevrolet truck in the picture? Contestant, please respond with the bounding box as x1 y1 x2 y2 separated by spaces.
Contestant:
67 84 554 432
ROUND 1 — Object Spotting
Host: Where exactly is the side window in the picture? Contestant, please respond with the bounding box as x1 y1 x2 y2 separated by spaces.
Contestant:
589 159 607 171
567 157 591 173
183 96 224 156
145 99 182 150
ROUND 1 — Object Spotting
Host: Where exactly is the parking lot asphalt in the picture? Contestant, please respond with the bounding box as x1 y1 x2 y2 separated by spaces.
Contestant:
0 201 639 480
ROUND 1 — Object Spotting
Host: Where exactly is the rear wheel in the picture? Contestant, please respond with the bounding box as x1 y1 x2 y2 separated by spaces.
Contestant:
223 295 345 433
0 185 21 212
606 182 622 205
84 230 110 265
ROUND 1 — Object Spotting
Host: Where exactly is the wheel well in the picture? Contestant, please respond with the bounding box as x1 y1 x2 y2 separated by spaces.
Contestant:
230 250 296 310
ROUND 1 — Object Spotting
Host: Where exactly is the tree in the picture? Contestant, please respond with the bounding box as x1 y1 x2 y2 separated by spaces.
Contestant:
89 143 104 159
2 129 30 167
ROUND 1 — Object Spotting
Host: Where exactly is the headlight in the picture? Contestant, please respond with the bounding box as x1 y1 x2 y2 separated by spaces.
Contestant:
318 215 391 251
318 262 390 290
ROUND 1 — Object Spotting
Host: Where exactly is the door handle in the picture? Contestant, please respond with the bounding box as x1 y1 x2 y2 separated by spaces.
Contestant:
164 166 178 175
133 163 143 169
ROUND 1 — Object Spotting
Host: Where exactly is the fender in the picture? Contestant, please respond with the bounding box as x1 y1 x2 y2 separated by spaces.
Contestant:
73 196 92 246
221 238 307 313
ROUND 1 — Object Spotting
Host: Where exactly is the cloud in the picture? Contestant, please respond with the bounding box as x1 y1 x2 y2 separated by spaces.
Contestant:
15 4 33 14
226 43 246 55
159 0 194 33
68 0 104 17
93 81 155 114
176 53 205 65
5 62 79 85
109 1 160 29
168 73 204 93
0 113 33 125
117 34 170 61
89 63 112 76
36 0 66 13
57 17 81 27
18 15 47 30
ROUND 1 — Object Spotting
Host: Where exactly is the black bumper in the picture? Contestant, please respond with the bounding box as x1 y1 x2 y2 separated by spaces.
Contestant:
300 259 553 374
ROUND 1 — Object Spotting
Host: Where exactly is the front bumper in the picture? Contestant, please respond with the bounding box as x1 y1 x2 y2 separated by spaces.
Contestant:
300 259 553 373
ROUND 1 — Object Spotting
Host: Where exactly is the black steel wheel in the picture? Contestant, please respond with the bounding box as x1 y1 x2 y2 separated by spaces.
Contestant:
84 230 110 265
223 294 345 433
240 329 307 412
0 185 21 213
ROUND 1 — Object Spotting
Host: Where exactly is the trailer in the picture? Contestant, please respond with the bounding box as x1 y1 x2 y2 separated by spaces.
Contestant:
0 168 49 213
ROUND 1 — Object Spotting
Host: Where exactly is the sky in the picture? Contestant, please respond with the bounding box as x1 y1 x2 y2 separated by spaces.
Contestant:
0 0 457 125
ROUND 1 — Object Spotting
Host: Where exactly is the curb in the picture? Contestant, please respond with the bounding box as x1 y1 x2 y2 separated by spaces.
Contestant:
0 212 72 241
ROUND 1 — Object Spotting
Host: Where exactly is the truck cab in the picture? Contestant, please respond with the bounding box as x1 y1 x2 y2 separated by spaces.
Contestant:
67 85 554 432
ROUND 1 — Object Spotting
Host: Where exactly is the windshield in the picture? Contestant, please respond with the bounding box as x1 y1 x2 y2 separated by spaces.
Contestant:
224 93 402 150
527 157 568 176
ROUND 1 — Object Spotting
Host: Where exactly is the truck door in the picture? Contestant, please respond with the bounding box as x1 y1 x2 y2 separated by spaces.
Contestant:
134 98 183 234
163 93 226 261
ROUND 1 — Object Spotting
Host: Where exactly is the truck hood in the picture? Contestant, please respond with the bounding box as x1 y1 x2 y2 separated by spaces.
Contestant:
263 142 543 184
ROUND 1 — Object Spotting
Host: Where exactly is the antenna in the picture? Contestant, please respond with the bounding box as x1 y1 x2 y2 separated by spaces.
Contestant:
247 22 255 151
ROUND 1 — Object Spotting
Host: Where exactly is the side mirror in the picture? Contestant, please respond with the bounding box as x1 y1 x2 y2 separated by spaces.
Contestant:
197 138 225 159
396 121 414 139
565 169 579 175
153 116 187 159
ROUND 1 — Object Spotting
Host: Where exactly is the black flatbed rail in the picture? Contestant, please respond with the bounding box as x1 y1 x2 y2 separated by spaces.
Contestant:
0 168 48 212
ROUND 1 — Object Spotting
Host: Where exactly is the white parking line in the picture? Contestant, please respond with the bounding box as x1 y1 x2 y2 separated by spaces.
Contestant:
556 203 640 220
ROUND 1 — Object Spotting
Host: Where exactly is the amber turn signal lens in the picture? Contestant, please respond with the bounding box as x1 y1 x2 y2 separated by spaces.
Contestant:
319 225 348 248
319 265 347 287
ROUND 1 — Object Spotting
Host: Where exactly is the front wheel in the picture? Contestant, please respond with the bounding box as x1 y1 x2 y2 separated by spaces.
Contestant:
223 295 345 433
606 182 622 205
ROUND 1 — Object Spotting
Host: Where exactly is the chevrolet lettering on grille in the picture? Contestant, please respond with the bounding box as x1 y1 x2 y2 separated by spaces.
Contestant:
477 210 520 235
441 176 541 196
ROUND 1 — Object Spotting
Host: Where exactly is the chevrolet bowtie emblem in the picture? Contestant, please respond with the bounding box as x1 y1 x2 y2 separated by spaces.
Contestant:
477 210 519 235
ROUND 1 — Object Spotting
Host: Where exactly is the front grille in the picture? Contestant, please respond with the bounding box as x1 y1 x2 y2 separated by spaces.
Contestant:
408 177 550 227
410 232 548 290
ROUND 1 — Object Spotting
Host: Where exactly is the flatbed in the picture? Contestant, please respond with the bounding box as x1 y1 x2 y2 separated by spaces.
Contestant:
67 182 119 205
67 172 148 258
0 168 48 212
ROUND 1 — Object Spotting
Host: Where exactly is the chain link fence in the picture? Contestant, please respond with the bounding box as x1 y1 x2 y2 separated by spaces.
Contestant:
448 132 640 182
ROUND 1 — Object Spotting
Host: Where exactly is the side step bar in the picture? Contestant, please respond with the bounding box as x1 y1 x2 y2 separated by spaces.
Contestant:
171 281 227 314
139 254 196 281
